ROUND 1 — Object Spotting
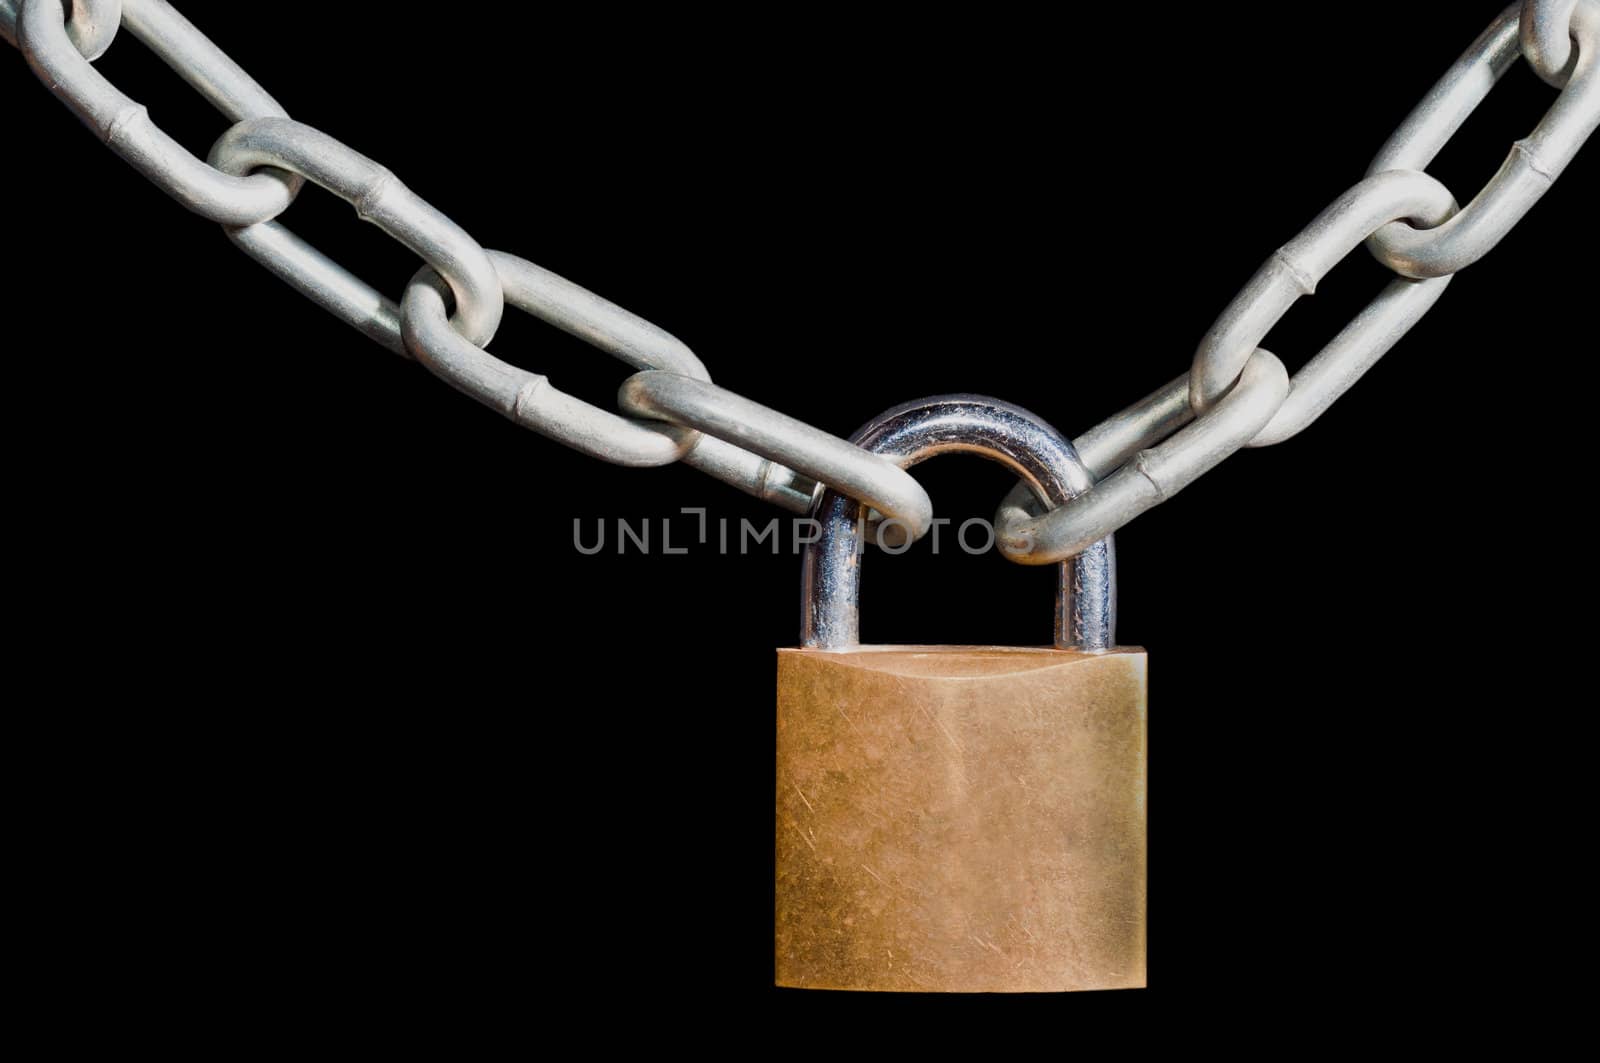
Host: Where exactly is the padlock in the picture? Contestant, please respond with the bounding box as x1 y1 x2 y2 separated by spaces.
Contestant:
776 396 1147 993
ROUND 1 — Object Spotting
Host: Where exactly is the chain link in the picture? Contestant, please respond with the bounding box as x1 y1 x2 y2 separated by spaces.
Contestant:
401 252 705 466
1523 0 1581 84
210 116 505 351
995 352 1291 567
619 372 935 540
1 0 117 58
1366 2 1599 279
1192 171 1457 434
4 1 1596 565
15 0 299 225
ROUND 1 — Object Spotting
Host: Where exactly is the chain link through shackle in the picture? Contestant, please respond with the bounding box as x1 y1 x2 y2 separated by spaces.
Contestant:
4 1 1595 565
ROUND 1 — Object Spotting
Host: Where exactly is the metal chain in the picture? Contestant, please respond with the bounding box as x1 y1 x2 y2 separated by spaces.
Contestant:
3 0 917 524
995 0 1598 565
4 1 1595 564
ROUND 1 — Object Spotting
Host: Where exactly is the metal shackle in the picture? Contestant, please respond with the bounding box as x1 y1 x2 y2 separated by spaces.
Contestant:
801 395 1116 652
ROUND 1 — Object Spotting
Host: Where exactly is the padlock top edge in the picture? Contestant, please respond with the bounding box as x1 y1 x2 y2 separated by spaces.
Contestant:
779 644 1145 656
777 644 1146 680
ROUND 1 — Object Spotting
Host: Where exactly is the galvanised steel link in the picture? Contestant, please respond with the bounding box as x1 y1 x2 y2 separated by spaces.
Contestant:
210 117 504 353
1190 170 1458 438
116 0 279 119
1 0 118 58
1070 376 1194 483
4 3 1596 559
1523 0 1581 84
15 0 300 226
1366 1 1599 279
994 351 1291 567
619 371 935 540
401 252 705 467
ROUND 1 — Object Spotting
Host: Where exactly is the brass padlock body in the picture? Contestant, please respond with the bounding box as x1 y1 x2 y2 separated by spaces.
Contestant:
776 645 1147 993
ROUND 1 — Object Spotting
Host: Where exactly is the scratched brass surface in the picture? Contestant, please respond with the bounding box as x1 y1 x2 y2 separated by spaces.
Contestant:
776 646 1147 992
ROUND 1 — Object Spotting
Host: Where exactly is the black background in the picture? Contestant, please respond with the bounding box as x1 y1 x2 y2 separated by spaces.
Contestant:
5 0 1590 1025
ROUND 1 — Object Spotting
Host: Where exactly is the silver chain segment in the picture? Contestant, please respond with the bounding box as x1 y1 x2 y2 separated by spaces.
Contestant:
996 0 1598 565
1366 2 1598 279
6 0 1596 564
13 0 297 224
211 116 506 352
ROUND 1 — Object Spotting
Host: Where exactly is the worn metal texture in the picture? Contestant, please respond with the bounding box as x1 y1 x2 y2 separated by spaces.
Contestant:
776 646 1147 993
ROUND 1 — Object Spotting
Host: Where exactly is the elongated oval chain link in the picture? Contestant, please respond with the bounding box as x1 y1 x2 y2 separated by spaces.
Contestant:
16 0 298 225
1366 1 1600 279
210 116 505 352
1190 171 1457 421
401 252 705 467
619 372 936 540
996 352 1292 566
3 2 1596 562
